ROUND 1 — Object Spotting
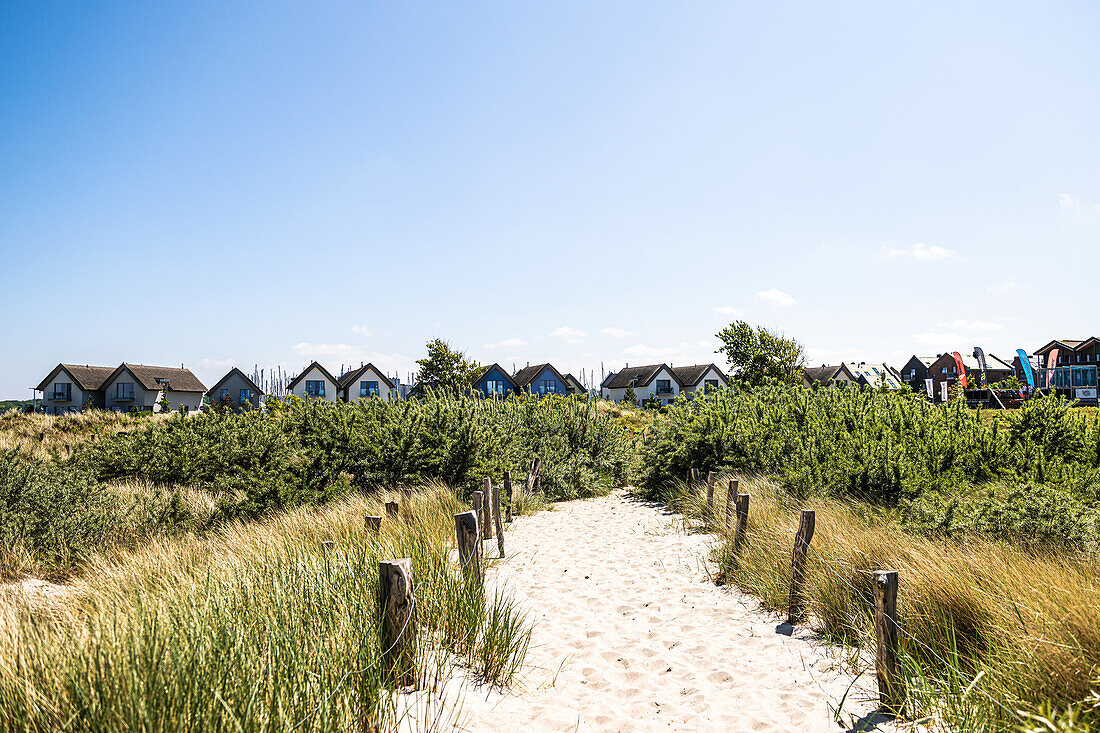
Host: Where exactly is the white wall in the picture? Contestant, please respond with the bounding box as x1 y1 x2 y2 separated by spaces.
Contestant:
43 369 92 413
343 366 395 401
604 367 680 405
289 365 338 401
680 366 728 394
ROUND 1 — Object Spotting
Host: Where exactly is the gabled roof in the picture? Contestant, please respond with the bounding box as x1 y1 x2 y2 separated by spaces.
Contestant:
336 363 396 390
1034 339 1091 355
671 364 727 388
603 364 680 390
36 363 115 392
901 355 937 370
286 361 339 391
930 353 1013 372
512 363 570 390
206 367 263 397
563 373 585 388
802 364 857 386
106 363 207 393
848 362 904 390
471 363 519 389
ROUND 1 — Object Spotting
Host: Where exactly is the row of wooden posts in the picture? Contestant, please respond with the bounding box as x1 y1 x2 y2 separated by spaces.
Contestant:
371 468 528 687
688 468 902 713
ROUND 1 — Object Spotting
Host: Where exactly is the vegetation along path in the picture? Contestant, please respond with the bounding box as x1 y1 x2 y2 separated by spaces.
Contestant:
456 490 893 732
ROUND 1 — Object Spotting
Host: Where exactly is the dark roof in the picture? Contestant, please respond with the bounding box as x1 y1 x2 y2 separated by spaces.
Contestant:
802 364 856 386
336 363 396 390
107 363 207 393
471 363 518 389
1034 339 1090 355
286 361 339 391
670 364 727 387
36 364 115 392
512 363 569 390
603 364 679 390
206 367 263 397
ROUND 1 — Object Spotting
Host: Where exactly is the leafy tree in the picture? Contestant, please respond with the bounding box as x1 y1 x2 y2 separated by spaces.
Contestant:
415 339 479 395
622 385 638 406
157 386 172 413
714 321 805 386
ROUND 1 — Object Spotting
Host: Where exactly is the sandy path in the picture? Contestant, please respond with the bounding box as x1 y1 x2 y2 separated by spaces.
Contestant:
455 490 891 732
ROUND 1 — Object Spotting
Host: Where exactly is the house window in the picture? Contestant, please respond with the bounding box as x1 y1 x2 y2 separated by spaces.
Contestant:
116 382 135 400
219 389 229 401
240 389 251 403
704 379 719 393
305 380 325 397
360 381 379 397
656 379 672 395
485 380 506 395
53 383 72 401
537 379 554 394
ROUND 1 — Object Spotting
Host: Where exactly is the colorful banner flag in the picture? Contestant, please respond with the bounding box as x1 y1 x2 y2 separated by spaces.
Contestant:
1016 348 1036 388
940 380 949 403
951 351 968 389
972 347 989 386
924 378 934 399
1046 348 1060 389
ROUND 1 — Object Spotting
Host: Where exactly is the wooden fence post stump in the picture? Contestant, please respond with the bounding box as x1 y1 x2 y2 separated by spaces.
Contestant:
503 471 513 523
481 477 494 539
705 471 716 509
378 558 417 688
454 510 482 583
734 492 750 555
787 509 816 624
365 515 382 535
471 491 484 542
724 479 739 524
873 570 902 713
492 482 504 557
385 500 399 520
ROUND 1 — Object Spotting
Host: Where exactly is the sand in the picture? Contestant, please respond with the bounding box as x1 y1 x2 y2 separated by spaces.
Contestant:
452 490 894 732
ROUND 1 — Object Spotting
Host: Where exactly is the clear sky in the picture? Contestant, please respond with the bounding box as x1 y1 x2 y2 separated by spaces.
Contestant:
2 2 1098 398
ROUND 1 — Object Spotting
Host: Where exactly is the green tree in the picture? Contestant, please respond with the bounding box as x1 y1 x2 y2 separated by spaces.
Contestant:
157 386 171 413
415 339 479 394
715 321 805 386
622 384 638 406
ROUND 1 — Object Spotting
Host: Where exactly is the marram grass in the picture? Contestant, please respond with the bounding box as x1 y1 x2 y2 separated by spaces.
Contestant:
0 482 530 732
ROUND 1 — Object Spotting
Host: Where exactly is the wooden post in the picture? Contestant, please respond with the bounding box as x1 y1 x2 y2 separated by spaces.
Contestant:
724 479 739 524
365 515 382 535
734 492 750 555
527 458 538 492
378 558 417 687
787 509 816 624
454 511 482 583
705 471 716 509
873 570 902 713
471 491 484 542
503 470 513 523
492 482 504 557
385 500 399 519
481 477 494 539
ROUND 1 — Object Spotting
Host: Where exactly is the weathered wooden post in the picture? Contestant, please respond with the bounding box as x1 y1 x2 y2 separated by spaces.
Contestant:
471 491 484 542
454 511 482 583
365 515 382 535
734 492 750 555
787 509 816 624
724 479 739 524
492 482 504 557
503 470 514 523
481 477 494 539
385 500 399 519
378 558 417 687
705 471 716 509
873 570 902 713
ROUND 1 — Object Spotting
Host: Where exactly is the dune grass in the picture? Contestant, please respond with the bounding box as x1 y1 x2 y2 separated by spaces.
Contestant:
656 474 1100 731
0 483 530 732
0 409 161 459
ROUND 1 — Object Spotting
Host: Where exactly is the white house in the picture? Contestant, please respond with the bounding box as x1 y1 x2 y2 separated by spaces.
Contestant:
101 363 206 412
286 361 340 401
35 364 115 414
671 364 728 396
337 363 397 401
601 364 682 405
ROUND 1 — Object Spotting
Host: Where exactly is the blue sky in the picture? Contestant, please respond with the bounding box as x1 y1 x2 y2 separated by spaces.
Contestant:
2 2 1098 398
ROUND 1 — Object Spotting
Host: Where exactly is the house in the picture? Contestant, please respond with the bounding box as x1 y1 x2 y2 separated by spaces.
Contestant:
800 364 859 389
206 367 264 410
35 364 114 414
601 364 681 405
337 363 396 401
928 352 1014 402
898 356 936 392
1033 338 1099 400
286 361 339 401
512 363 570 396
471 363 519 397
671 364 728 396
848 362 906 391
562 373 587 395
102 363 207 412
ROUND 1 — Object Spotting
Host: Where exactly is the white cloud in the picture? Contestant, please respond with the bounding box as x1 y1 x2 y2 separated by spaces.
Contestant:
350 325 374 336
987 278 1021 294
755 288 798 308
550 326 586 343
945 318 1004 331
196 357 237 369
712 306 744 316
1059 193 1080 211
882 242 956 261
484 337 527 349
600 327 634 338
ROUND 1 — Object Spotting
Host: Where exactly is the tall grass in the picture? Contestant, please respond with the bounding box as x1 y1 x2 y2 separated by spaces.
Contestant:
659 474 1100 730
0 483 530 732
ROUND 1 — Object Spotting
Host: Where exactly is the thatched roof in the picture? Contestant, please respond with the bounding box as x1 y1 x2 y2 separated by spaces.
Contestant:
603 364 678 390
36 364 115 392
337 364 396 390
109 363 207 393
671 364 727 388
